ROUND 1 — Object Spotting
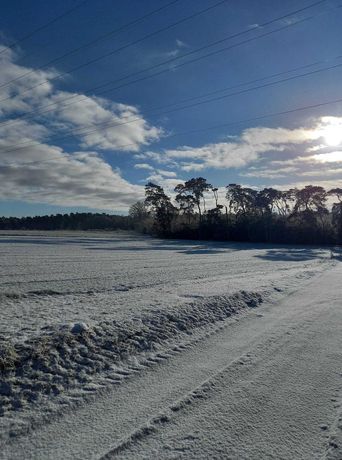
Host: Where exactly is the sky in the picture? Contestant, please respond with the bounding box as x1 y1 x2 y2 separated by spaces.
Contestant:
0 0 341 217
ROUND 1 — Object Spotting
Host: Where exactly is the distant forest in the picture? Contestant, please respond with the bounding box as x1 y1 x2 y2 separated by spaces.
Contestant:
0 213 133 231
1 180 341 245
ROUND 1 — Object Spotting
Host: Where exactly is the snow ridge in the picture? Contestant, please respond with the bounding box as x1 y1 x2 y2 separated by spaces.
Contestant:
0 290 264 443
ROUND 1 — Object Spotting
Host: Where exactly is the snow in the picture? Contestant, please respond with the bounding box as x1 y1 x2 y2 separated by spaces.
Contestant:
0 231 341 458
69 322 90 334
0 231 332 340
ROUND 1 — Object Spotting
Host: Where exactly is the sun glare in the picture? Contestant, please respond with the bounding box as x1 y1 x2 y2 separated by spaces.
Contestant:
323 125 342 146
316 118 342 147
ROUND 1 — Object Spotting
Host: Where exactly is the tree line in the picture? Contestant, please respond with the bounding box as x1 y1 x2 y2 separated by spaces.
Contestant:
1 181 341 245
0 213 134 231
129 179 342 245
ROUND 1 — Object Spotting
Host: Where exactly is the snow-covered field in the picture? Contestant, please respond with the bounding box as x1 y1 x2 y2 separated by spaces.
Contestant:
0 231 341 459
0 231 332 340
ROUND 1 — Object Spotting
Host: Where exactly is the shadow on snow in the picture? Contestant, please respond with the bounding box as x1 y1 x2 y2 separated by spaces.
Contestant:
0 234 332 260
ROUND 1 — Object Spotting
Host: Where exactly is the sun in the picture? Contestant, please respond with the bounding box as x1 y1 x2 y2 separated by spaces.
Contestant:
316 118 342 147
322 124 342 146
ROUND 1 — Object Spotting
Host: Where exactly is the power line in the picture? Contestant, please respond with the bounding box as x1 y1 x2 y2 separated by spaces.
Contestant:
0 0 182 90
65 3 339 101
1 58 342 155
84 14 328 101
0 0 88 56
165 96 342 136
4 59 342 153
147 58 342 111
2 95 342 168
1 0 332 126
0 0 231 95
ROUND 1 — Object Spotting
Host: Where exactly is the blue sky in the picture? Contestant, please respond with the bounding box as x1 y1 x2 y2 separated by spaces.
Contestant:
0 0 341 216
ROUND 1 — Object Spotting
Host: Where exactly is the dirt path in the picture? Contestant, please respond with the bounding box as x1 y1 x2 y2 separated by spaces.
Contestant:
2 265 341 459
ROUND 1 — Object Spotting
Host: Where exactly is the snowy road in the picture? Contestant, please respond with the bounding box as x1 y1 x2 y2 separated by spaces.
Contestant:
2 262 341 459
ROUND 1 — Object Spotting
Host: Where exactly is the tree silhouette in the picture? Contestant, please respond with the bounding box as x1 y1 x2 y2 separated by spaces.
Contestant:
175 177 212 220
329 188 342 244
144 182 176 235
226 184 257 216
175 192 196 224
129 201 149 221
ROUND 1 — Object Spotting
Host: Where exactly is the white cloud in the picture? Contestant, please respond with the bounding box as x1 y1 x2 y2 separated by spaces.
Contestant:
165 142 259 170
0 144 144 210
240 152 342 182
0 118 144 209
0 45 162 153
241 166 298 179
146 119 342 173
134 163 154 170
299 167 342 177
307 144 326 152
50 93 162 152
0 45 57 116
134 150 178 167
271 179 342 192
310 151 342 163
240 126 315 145
0 44 163 210
157 169 177 177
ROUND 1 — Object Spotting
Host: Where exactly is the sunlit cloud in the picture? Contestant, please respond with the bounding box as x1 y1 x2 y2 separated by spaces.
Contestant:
141 117 342 182
310 151 342 163
146 120 342 172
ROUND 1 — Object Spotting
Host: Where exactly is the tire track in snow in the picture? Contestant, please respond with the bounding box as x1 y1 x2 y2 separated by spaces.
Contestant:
0 283 311 457
323 388 342 460
97 352 256 459
96 313 320 459
97 266 342 460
